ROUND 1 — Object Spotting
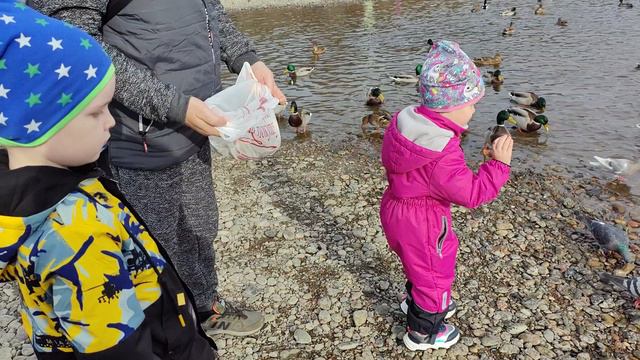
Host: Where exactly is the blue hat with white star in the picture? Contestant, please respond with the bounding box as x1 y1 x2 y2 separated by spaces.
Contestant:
0 1 114 147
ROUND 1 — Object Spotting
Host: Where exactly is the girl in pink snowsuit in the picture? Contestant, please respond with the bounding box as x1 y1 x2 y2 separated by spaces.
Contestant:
380 40 513 351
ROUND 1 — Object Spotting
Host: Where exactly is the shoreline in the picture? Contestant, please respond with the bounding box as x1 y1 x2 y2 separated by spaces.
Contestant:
0 140 638 359
221 0 356 11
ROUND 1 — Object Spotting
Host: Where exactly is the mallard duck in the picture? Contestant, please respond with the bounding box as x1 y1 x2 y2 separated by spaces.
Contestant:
483 0 488 9
285 64 315 78
361 109 392 132
501 7 516 16
534 3 545 15
311 42 326 56
556 17 568 26
471 3 482 12
366 87 384 106
508 91 546 111
635 63 640 70
473 53 503 66
506 107 549 133
486 70 504 85
502 22 515 36
275 101 287 121
482 110 513 161
288 101 312 134
390 64 423 84
619 0 633 8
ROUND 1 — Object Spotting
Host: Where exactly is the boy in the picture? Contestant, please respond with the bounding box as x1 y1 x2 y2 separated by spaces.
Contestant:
0 2 216 358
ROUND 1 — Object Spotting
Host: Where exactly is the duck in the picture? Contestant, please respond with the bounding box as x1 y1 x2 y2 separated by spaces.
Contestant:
361 109 392 132
508 91 546 112
311 42 326 56
486 70 504 85
288 101 312 134
556 17 568 26
483 0 488 9
285 64 315 77
636 63 640 70
501 7 516 16
473 53 503 66
502 21 515 36
390 64 423 84
471 3 482 12
274 101 288 121
534 3 545 15
619 0 633 8
482 110 513 161
506 107 550 133
366 87 385 106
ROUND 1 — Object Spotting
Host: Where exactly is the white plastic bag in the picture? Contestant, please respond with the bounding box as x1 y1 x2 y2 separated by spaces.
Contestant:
205 62 281 160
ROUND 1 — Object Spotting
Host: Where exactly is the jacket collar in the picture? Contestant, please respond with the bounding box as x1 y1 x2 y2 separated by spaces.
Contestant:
415 105 468 138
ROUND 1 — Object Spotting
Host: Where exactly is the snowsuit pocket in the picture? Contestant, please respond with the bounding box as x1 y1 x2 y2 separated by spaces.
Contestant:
436 216 448 258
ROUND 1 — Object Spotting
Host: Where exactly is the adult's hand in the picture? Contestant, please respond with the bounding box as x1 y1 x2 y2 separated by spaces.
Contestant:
251 61 287 104
184 97 228 137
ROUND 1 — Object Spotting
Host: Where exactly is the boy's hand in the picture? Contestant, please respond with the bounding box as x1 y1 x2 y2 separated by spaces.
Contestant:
251 61 287 105
491 135 514 165
185 97 228 137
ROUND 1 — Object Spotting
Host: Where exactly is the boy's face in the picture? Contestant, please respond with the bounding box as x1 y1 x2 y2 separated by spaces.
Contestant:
41 77 116 167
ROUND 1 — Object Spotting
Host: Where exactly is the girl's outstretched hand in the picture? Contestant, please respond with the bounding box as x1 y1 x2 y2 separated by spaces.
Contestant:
492 135 514 165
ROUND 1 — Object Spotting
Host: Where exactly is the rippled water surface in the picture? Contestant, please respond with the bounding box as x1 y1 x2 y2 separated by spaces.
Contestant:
226 0 640 197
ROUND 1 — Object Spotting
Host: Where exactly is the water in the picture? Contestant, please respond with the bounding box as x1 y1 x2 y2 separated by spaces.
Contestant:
225 0 640 197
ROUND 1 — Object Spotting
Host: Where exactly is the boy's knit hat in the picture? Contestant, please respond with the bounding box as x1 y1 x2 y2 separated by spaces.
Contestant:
418 40 484 112
0 1 114 147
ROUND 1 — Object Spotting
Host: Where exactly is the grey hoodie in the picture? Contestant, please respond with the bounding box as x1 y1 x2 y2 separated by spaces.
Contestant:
28 0 259 169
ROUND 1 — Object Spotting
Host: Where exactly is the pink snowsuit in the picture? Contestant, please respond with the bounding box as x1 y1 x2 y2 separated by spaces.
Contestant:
380 105 510 314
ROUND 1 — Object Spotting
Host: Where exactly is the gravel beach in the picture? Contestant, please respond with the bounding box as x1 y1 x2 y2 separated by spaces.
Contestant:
1 140 639 359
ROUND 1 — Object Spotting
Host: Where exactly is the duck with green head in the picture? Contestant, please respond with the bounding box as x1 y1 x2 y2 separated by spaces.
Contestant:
507 107 549 133
508 91 546 112
288 101 312 134
390 64 423 84
482 110 513 161
285 64 315 84
366 87 385 106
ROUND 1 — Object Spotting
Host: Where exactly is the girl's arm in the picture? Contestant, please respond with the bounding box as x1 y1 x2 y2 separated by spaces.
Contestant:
429 151 510 209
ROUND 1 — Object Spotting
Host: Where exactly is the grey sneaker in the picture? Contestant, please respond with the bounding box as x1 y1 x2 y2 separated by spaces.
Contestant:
202 300 265 337
404 323 461 351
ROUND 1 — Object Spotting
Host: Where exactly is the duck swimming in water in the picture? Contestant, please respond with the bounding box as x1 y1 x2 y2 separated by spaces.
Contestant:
502 22 515 36
366 87 385 106
506 107 549 133
483 110 513 161
509 91 546 112
390 64 423 84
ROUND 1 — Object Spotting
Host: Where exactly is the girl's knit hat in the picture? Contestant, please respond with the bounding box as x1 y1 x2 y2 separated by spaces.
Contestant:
418 40 484 112
0 1 114 147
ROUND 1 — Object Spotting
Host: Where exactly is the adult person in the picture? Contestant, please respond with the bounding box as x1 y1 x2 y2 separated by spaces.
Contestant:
28 0 286 337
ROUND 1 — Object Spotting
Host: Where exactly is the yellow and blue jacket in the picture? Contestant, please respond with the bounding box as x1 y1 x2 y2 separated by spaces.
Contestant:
0 165 216 359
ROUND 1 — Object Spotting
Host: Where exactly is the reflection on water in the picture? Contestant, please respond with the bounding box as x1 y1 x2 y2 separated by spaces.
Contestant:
226 0 640 199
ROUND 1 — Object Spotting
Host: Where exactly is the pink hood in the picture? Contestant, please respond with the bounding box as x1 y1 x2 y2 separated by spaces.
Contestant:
381 105 510 207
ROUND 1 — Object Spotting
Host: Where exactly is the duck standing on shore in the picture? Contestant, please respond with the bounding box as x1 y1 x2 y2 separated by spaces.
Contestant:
502 22 515 36
509 91 546 112
288 101 312 134
483 110 513 161
506 107 549 133
366 87 385 106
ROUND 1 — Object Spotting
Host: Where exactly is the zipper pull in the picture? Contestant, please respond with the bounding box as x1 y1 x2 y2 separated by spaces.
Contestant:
142 135 148 153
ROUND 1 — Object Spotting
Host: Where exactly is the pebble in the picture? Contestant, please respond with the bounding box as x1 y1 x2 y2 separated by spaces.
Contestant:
353 310 367 327
507 323 528 335
293 329 312 344
481 335 501 347
337 341 360 351
543 329 555 343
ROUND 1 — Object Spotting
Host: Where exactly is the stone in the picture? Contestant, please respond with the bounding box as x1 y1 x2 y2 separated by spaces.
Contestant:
20 344 33 356
318 310 331 324
481 335 501 347
496 222 514 231
294 329 312 344
337 341 361 351
614 263 636 277
543 329 555 343
520 333 543 346
499 343 519 354
612 203 626 214
280 349 301 359
353 310 367 327
318 297 332 310
507 323 528 335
